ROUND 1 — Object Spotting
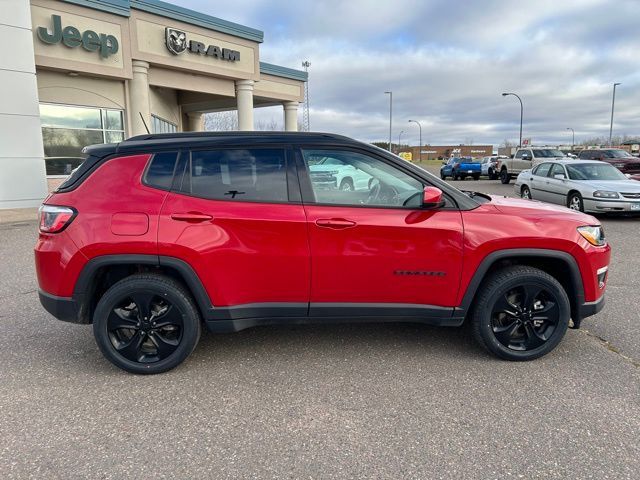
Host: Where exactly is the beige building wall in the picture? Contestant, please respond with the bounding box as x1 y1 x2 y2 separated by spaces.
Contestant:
36 69 126 109
149 87 181 129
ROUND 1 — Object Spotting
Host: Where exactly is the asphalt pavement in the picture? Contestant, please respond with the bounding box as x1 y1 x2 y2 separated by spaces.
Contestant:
0 179 638 479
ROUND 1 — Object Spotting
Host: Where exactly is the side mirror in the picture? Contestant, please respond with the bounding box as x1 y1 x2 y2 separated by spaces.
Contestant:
423 186 444 209
553 174 566 180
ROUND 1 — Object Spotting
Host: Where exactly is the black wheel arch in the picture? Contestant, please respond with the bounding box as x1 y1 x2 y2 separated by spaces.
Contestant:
73 255 214 324
457 249 586 328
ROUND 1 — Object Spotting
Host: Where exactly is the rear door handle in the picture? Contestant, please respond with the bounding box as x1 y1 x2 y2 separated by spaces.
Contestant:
315 218 357 229
170 212 213 222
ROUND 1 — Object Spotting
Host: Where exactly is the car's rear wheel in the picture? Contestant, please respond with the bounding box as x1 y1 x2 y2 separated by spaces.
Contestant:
93 274 202 374
339 178 354 191
568 192 584 212
521 185 531 199
488 168 497 180
500 169 510 184
471 266 570 361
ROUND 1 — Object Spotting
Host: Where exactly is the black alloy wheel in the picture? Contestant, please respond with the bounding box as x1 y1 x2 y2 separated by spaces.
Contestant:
471 266 570 361
93 274 201 374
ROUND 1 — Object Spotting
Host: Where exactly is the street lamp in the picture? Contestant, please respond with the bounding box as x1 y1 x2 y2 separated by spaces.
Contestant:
408 119 422 162
609 82 621 146
566 127 575 149
397 130 404 153
384 91 392 152
502 92 523 148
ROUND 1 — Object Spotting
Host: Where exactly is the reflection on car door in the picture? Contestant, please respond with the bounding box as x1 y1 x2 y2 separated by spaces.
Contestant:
544 163 570 206
297 147 464 315
530 163 552 201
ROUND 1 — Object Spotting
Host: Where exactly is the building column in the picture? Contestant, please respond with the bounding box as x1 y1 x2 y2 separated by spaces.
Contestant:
129 60 151 136
186 112 203 132
235 80 254 131
283 101 299 132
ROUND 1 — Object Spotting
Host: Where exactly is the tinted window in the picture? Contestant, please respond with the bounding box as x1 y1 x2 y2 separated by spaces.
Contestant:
302 149 423 208
533 163 552 177
515 150 524 159
566 163 627 181
184 148 288 203
145 152 179 190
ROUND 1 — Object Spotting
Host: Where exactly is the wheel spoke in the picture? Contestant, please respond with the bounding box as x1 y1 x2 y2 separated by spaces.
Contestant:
492 320 521 347
521 284 543 310
492 294 519 317
131 292 154 321
148 332 179 359
151 304 183 328
523 323 546 349
107 308 138 331
116 332 146 362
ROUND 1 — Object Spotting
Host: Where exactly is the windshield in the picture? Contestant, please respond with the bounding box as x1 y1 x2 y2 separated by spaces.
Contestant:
532 149 566 158
606 150 633 158
566 163 628 181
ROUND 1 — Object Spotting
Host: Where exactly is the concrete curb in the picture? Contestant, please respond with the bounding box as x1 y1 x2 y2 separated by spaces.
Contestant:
0 208 39 224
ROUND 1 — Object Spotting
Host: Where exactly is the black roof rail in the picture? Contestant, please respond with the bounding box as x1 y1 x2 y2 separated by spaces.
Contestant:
125 131 350 143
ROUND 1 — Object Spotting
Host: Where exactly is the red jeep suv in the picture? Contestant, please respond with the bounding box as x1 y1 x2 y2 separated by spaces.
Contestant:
35 132 610 374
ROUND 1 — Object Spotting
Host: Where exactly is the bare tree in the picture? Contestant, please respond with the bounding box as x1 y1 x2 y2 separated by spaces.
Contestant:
204 111 238 131
255 118 282 131
500 139 516 148
464 137 474 145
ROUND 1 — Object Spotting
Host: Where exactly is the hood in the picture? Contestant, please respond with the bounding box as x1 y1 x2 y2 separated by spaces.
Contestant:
488 195 596 221
578 180 640 192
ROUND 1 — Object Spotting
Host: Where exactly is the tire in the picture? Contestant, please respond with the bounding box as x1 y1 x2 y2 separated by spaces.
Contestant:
440 170 446 180
567 192 584 212
470 266 570 361
472 174 480 181
500 169 510 184
93 274 202 374
488 168 497 180
339 178 354 191
521 185 531 199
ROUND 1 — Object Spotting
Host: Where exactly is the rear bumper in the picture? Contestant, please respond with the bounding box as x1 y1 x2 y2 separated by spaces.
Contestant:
38 289 83 324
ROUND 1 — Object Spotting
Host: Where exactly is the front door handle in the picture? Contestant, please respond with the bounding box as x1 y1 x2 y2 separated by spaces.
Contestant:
315 218 357 229
170 212 213 222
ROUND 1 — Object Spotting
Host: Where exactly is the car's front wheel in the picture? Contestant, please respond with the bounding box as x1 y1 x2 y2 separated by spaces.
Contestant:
440 170 446 180
93 274 202 374
471 266 570 361
568 192 584 212
521 185 531 199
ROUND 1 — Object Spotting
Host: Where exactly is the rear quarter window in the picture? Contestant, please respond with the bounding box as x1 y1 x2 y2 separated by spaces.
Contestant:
143 152 179 190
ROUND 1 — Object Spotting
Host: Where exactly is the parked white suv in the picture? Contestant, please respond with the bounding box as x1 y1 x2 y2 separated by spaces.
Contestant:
497 148 567 184
308 155 372 191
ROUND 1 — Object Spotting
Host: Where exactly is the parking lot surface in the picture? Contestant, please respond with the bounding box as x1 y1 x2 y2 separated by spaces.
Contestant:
1 178 638 479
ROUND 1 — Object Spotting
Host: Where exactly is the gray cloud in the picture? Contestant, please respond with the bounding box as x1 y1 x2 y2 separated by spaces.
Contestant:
187 0 640 146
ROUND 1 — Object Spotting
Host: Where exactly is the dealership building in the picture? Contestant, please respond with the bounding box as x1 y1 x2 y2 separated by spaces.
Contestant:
0 0 307 208
401 145 493 161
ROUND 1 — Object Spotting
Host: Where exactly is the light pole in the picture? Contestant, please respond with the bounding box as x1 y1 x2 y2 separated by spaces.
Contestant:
408 119 422 162
609 82 621 146
384 91 392 152
502 92 523 148
397 130 404 153
566 127 575 149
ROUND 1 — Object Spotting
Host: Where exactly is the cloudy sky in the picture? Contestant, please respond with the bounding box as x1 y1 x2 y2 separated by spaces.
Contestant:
188 0 638 147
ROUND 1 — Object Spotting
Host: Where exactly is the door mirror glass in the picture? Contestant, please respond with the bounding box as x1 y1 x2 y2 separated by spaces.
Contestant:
423 186 443 209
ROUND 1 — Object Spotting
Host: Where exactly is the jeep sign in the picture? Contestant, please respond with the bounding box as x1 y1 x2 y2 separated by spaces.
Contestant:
37 15 119 59
165 27 240 61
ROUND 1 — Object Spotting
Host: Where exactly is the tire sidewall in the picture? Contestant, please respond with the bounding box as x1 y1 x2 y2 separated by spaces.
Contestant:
475 273 570 360
569 193 583 212
93 278 201 374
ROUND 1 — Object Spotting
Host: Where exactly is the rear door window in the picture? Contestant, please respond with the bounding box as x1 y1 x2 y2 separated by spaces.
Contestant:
182 148 288 203
144 151 179 190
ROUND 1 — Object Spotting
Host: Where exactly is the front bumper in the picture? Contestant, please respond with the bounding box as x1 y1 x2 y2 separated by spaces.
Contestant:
583 198 640 213
577 294 605 320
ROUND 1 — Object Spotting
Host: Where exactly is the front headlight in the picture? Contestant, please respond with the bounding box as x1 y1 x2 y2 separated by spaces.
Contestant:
577 225 606 247
593 190 619 198
611 163 626 168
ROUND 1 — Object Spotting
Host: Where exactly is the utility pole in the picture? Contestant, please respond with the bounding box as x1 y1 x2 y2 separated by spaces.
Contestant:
384 91 392 152
301 61 311 132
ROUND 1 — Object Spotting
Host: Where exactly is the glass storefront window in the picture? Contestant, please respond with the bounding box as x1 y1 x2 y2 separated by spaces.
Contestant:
40 103 125 176
152 115 177 134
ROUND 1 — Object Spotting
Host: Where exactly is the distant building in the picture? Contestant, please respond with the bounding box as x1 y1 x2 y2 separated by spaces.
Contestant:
401 145 493 160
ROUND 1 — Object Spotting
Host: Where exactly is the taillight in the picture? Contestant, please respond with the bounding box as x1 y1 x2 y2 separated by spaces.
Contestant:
39 205 77 233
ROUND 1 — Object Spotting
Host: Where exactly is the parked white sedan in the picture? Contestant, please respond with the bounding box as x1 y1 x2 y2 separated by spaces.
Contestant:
514 159 640 213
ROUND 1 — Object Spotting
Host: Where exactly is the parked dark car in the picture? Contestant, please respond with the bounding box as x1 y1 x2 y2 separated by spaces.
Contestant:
578 149 640 175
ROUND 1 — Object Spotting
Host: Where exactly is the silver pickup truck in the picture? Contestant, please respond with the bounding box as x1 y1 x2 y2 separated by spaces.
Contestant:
497 148 568 184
